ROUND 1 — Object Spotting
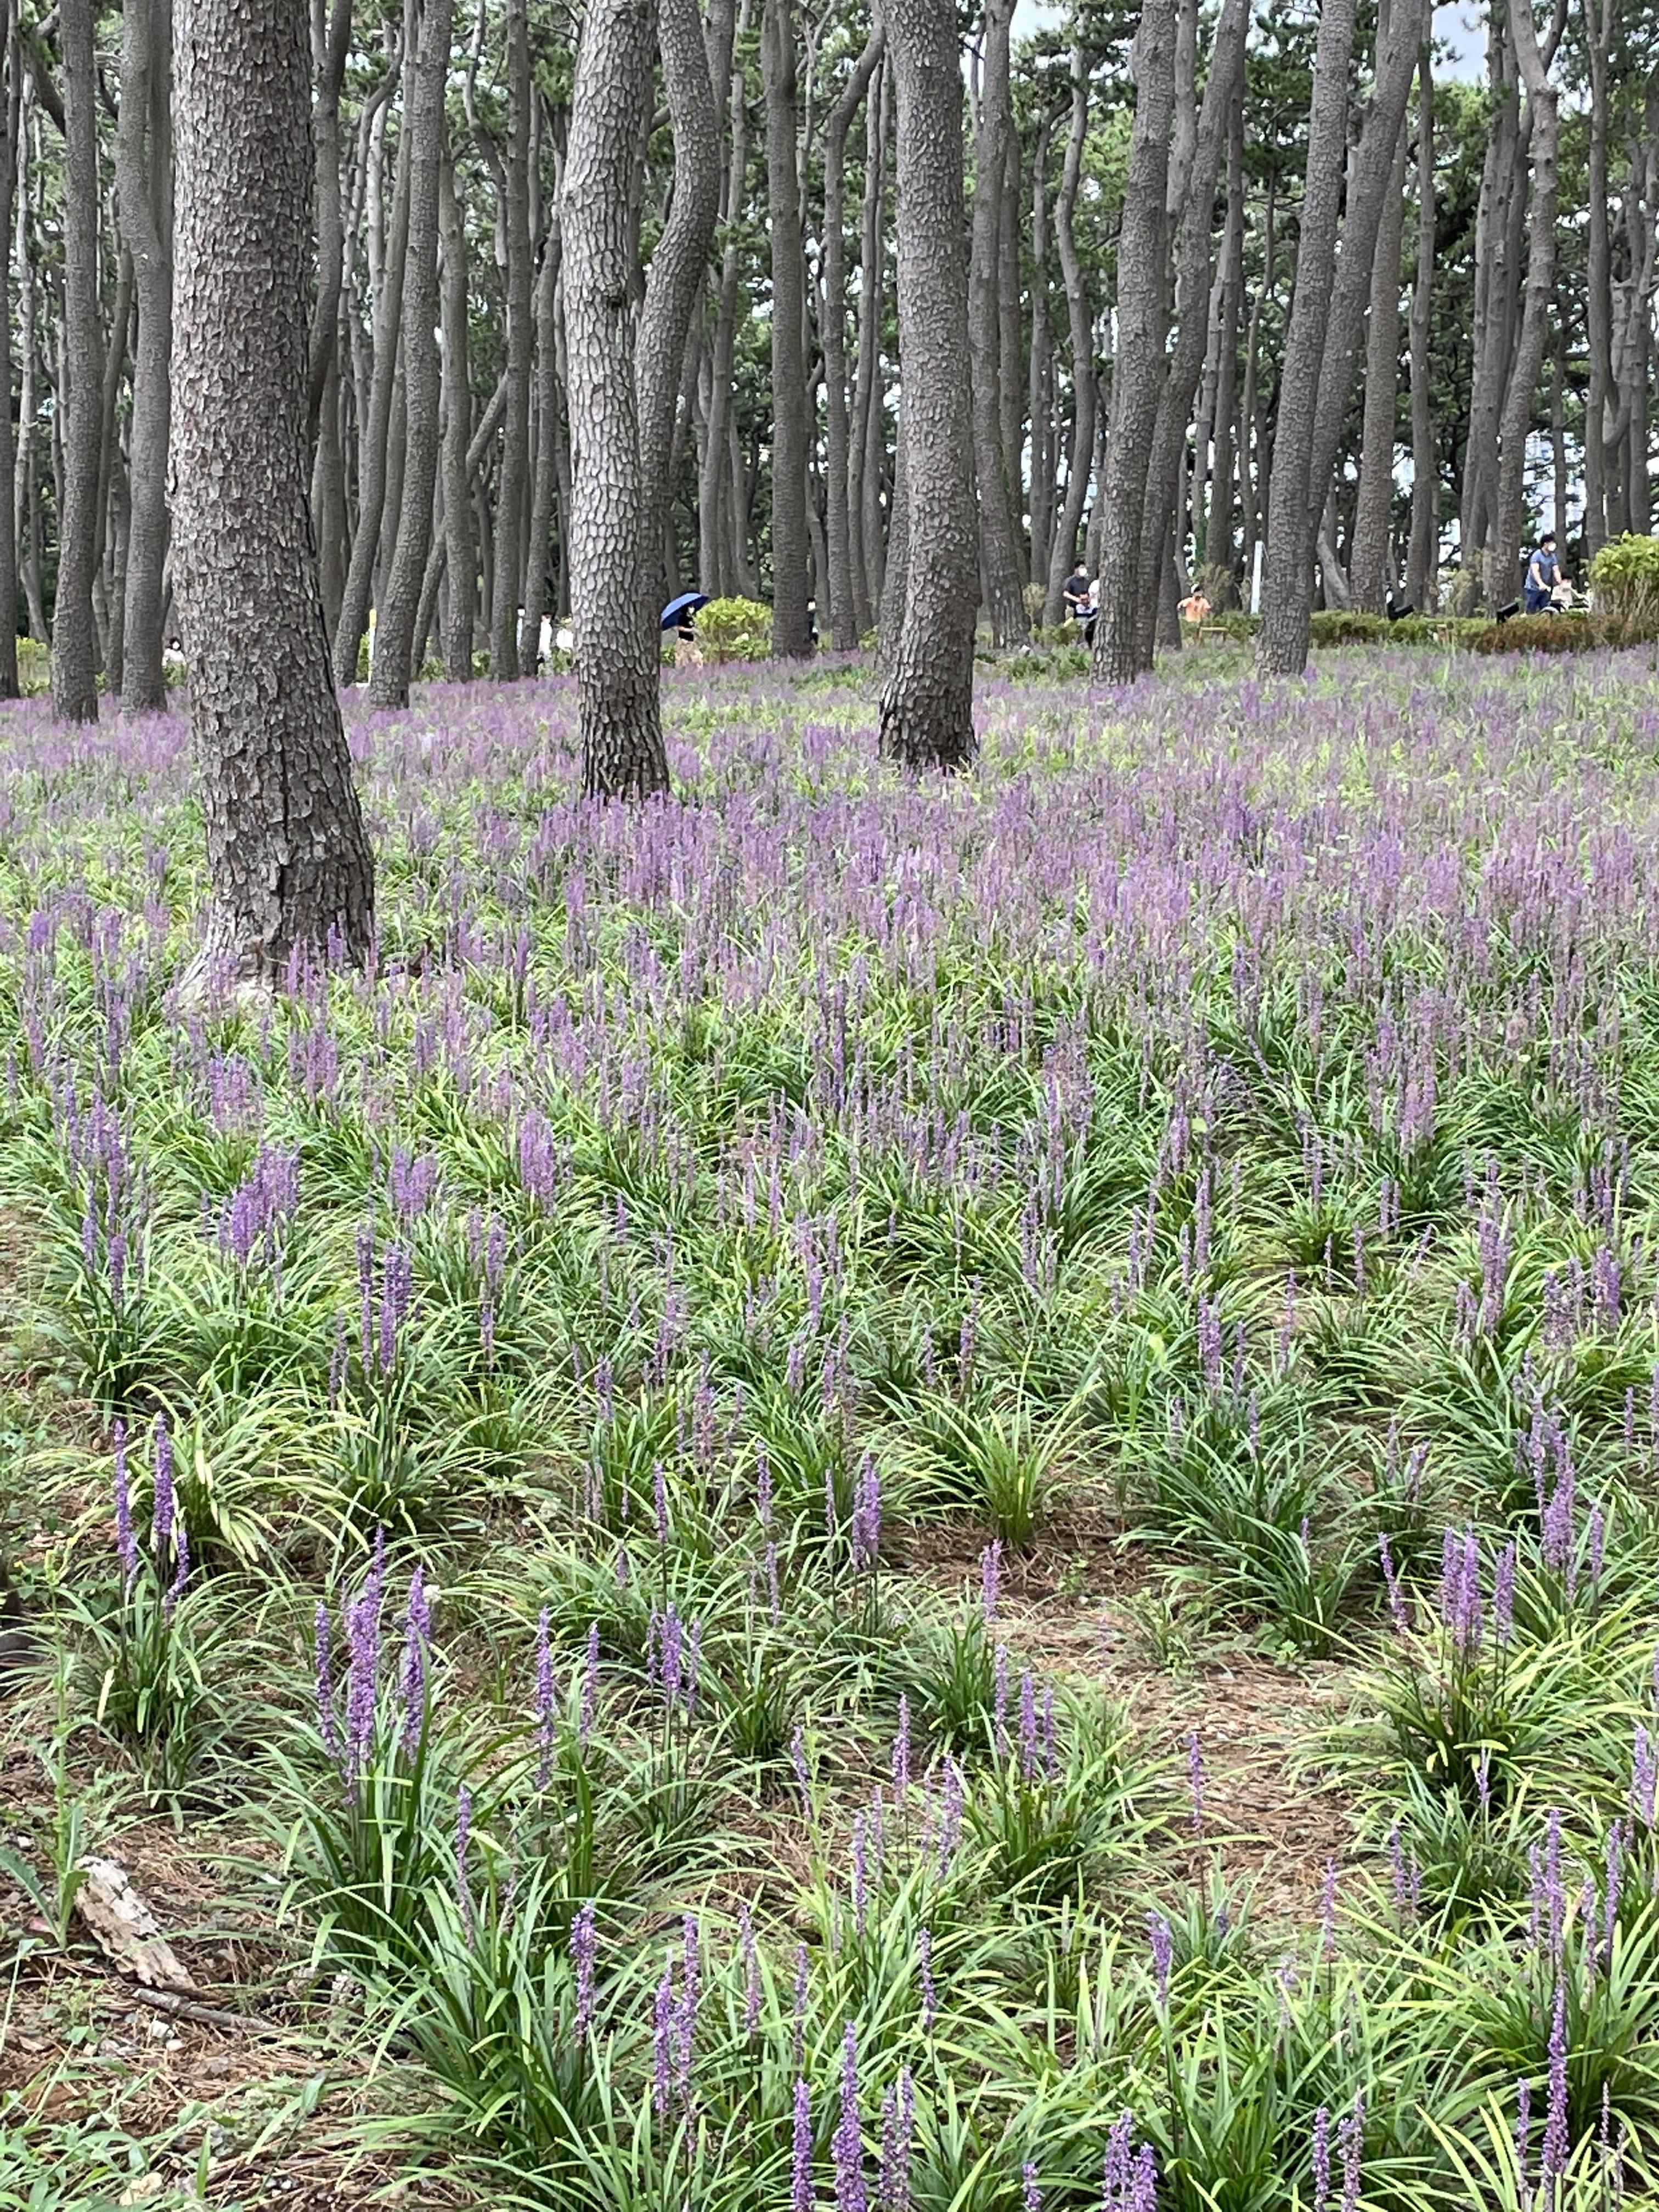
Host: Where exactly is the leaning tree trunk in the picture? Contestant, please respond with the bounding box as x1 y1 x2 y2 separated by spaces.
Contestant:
564 0 668 800
1041 44 1093 625
967 0 1028 647
172 0 375 975
51 0 103 724
370 0 453 708
635 0 721 613
1253 0 1356 676
1093 0 1176 686
878 0 977 770
764 0 811 656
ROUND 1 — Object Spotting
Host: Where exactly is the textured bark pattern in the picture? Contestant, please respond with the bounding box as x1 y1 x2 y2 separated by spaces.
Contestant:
564 0 668 800
51 0 101 724
1351 93 1410 613
488 0 533 677
763 0 810 656
1093 0 1175 686
438 151 476 679
822 24 884 651
1491 3 1557 604
635 0 721 608
1405 45 1437 611
878 0 977 771
1041 48 1093 626
967 0 1027 646
172 0 375 974
1254 0 1355 676
115 0 173 710
0 0 21 700
370 0 453 708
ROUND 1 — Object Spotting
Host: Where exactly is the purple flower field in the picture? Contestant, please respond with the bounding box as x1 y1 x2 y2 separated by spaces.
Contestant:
5 648 1659 2204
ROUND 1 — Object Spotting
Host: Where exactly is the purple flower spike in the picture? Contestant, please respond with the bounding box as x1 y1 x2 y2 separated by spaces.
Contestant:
454 1785 474 1944
1377 1532 1407 1633
534 1606 555 1786
112 1421 139 1588
1337 2095 1364 2212
1147 1910 1173 2008
580 1620 600 1748
980 1538 1001 1623
792 2079 814 2212
151 1413 176 1555
399 1567 431 1753
572 1899 597 2034
834 2019 866 2212
1023 2163 1042 2212
918 1925 938 2030
1319 1860 1339 1962
1187 1730 1205 1835
1542 1983 1569 2182
652 1955 675 2116
1312 2106 1331 2212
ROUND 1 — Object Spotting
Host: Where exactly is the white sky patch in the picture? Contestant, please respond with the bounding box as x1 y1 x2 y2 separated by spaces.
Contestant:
1009 0 1486 84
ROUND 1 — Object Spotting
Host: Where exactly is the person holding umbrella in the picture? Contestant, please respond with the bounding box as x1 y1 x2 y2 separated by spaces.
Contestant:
662 590 709 667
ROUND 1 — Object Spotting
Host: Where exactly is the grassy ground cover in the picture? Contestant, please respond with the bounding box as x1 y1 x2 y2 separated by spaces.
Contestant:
4 646 1659 2207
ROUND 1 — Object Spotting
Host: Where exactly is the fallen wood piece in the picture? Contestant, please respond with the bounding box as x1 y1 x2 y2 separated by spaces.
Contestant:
72 1857 196 1992
117 1984 278 2034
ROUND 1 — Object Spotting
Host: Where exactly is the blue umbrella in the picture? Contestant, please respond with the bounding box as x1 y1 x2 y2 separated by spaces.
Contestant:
661 591 710 632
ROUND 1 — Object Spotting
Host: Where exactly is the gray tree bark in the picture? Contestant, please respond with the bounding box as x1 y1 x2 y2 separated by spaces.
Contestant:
1405 41 1437 611
487 0 533 676
967 0 1028 645
1490 0 1558 605
115 0 173 710
438 148 475 678
370 0 453 708
172 0 375 974
764 0 811 654
1093 0 1176 685
1351 78 1410 613
878 0 977 770
822 21 884 650
698 0 753 601
1041 45 1092 625
564 0 668 799
0 0 21 699
51 0 102 723
1254 0 1356 675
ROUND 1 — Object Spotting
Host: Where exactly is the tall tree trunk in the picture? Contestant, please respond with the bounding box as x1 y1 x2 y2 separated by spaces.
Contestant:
1093 0 1176 685
998 129 1023 547
520 176 563 672
1131 0 1246 669
1489 0 1558 605
1204 93 1244 580
1027 108 1054 591
1042 44 1092 625
636 0 721 616
172 0 375 974
1582 0 1613 559
850 53 890 628
967 0 1027 646
564 0 668 799
488 0 533 676
116 0 173 710
306 0 353 428
698 0 752 602
0 0 20 699
334 42 411 688
369 0 452 708
1405 40 1437 611
822 20 884 651
1253 0 1356 676
764 0 810 655
1351 91 1410 612
878 0 976 770
51 0 102 723
438 148 475 678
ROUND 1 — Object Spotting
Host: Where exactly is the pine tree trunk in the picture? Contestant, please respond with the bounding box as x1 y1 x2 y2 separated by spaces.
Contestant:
564 0 668 800
519 188 563 672
1404 41 1437 611
1351 102 1409 613
488 0 533 676
370 0 453 708
172 0 375 976
1253 0 1355 676
763 0 810 656
1041 46 1092 625
850 55 890 629
1093 0 1176 686
438 150 475 678
878 0 977 770
51 0 102 723
1582 0 1613 560
636 0 721 614
967 0 1027 646
0 0 21 700
822 22 884 652
115 0 173 710
1027 109 1054 591
699 0 752 602
1490 3 1557 606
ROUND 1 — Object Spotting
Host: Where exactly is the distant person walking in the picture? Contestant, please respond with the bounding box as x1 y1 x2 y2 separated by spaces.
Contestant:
1524 532 1566 614
1063 562 1092 630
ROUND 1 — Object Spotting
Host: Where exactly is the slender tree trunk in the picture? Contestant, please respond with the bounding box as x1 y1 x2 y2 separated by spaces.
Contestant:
334 39 411 688
1489 0 1557 605
998 129 1023 546
1042 45 1092 625
564 0 668 799
822 21 884 651
1405 40 1437 611
1131 0 1246 668
116 0 173 709
370 0 453 707
1351 99 1409 611
1204 93 1244 579
488 0 533 676
306 0 353 429
0 0 20 699
1027 109 1054 591
1254 0 1356 675
764 0 810 654
636 0 722 617
850 53 889 629
699 0 752 602
1582 0 1613 559
967 0 1026 645
878 0 976 770
172 0 375 975
520 179 563 672
1094 0 1176 685
51 0 102 722
438 148 475 678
